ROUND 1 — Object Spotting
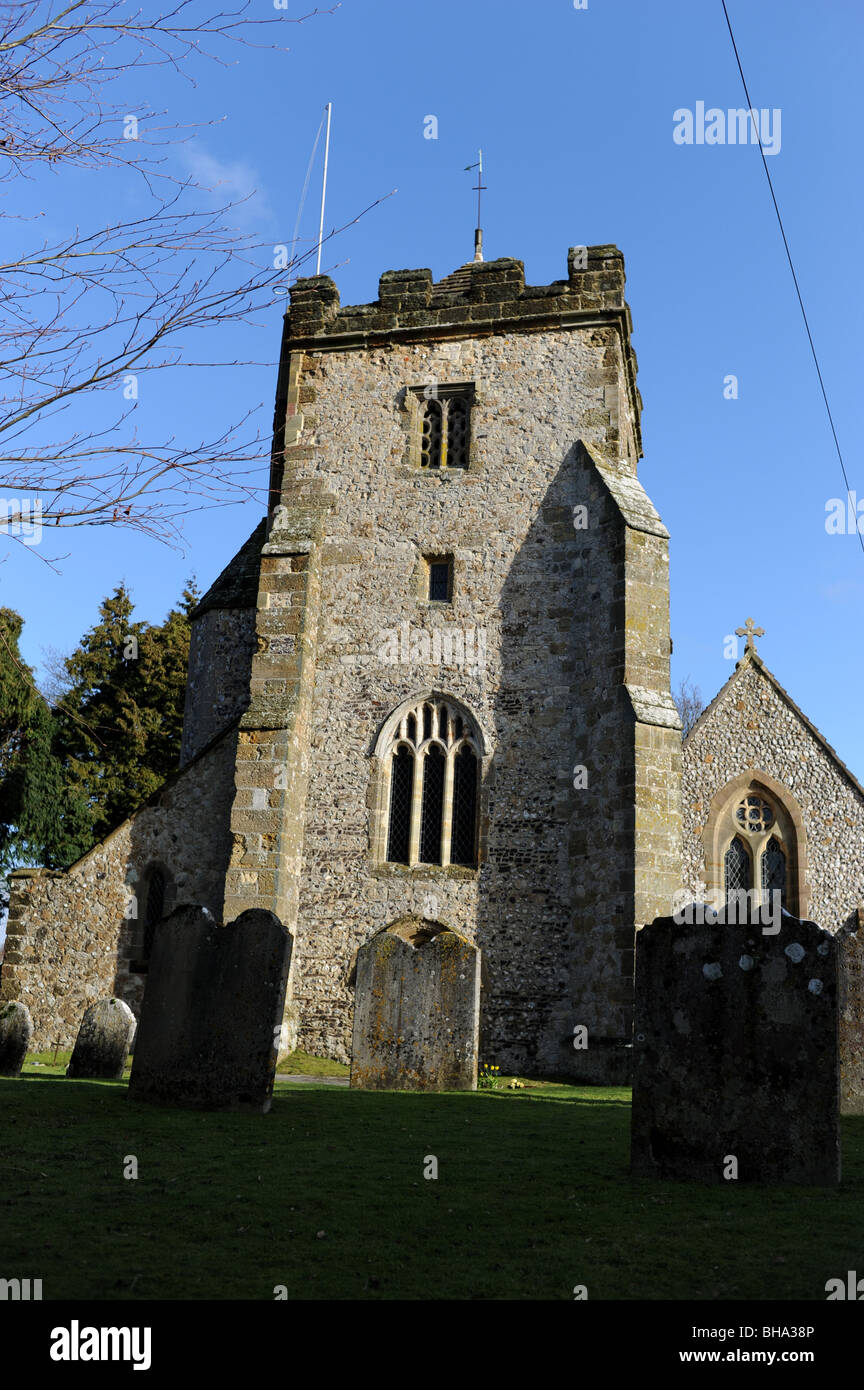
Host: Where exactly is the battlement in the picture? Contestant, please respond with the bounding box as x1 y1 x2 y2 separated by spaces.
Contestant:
286 244 633 344
282 244 642 456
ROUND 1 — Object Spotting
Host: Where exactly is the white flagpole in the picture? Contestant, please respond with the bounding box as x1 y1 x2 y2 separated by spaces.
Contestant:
316 102 332 275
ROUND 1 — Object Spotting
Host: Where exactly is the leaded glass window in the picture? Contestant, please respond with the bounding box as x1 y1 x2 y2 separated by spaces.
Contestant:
450 746 478 866
420 399 443 469
419 745 446 863
415 388 473 470
427 559 452 603
761 835 786 910
724 836 751 898
446 396 470 469
386 746 414 865
380 697 481 868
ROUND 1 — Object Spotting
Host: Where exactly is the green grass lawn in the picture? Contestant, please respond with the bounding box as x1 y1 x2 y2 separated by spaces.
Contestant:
23 1047 348 1080
1 1070 861 1301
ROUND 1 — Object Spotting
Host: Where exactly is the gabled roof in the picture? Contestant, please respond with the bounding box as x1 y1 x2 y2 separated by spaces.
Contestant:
193 519 266 618
685 647 864 803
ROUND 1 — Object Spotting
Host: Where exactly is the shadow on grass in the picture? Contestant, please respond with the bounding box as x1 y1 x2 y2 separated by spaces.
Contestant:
18 1071 127 1089
1 1076 863 1301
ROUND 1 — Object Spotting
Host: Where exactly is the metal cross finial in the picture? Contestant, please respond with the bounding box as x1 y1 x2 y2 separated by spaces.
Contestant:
735 617 765 652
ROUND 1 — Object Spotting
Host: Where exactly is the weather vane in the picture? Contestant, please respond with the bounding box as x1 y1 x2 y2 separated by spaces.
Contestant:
464 149 486 262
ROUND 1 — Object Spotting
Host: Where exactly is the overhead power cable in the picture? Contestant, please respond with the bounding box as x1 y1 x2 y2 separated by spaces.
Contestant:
721 0 863 558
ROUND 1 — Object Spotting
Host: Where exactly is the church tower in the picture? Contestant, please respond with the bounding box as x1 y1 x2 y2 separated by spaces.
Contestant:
197 244 683 1079
1 244 683 1072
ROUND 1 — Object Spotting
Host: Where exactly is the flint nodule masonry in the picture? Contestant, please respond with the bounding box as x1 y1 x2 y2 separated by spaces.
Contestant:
0 243 863 1103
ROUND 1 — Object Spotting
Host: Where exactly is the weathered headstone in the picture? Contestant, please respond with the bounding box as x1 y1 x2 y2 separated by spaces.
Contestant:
0 1001 32 1077
67 998 136 1081
128 905 292 1112
350 922 480 1091
631 904 840 1185
839 923 864 1114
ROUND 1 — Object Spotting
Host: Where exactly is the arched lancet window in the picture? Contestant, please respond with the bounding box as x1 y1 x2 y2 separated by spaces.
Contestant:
450 744 479 866
761 835 787 911
722 792 793 912
378 696 482 868
386 747 414 865
419 744 446 863
143 866 166 961
707 775 806 920
724 836 751 899
420 399 443 469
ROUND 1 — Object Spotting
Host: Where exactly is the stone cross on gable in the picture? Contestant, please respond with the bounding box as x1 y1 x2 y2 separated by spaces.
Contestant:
736 617 765 653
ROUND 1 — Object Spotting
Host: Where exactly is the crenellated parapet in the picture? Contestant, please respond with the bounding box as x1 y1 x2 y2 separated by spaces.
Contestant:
283 246 642 456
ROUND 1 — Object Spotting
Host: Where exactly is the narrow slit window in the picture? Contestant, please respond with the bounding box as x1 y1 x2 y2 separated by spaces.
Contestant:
426 556 453 603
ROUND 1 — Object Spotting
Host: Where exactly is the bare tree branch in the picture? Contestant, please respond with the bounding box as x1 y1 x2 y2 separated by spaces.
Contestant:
674 676 706 738
0 0 339 180
0 1 394 549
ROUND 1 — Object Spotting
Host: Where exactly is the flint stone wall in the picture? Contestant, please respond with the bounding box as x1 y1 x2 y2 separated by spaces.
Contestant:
0 729 238 1050
128 905 292 1111
67 998 136 1081
350 925 480 1090
261 249 680 1081
631 908 840 1185
683 657 864 932
180 608 256 765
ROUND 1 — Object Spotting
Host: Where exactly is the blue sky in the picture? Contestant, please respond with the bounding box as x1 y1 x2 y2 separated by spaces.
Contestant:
5 0 864 775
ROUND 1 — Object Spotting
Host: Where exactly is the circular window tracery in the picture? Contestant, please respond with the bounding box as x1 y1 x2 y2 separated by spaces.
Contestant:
735 794 774 834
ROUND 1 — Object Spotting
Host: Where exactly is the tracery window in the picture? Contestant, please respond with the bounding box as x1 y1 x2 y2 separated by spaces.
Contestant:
725 794 788 909
381 697 481 868
724 836 751 897
761 835 787 910
735 794 774 834
416 387 473 470
706 774 805 920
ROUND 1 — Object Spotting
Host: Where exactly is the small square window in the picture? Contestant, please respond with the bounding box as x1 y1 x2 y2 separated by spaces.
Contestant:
425 556 453 603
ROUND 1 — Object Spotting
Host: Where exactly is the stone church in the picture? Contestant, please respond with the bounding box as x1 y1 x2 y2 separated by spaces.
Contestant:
2 243 863 1085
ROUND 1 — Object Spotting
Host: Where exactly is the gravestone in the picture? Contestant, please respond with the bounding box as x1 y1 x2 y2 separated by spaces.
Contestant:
0 1001 32 1077
839 923 864 1114
128 905 292 1112
350 921 480 1091
67 998 136 1081
631 904 840 1185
